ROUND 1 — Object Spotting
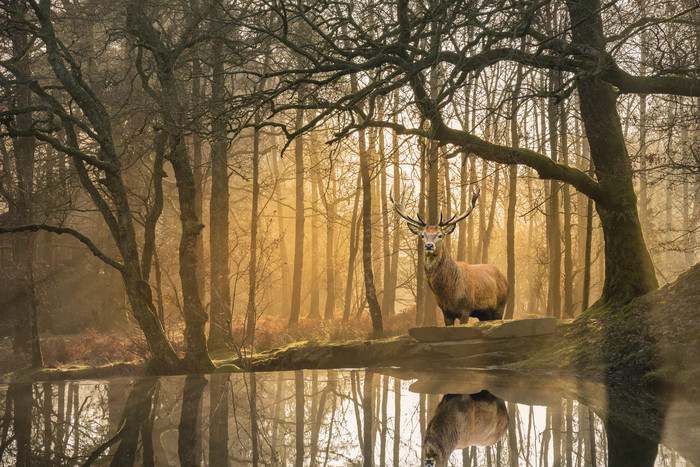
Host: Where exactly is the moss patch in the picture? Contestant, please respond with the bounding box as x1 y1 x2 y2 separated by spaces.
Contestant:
518 263 700 392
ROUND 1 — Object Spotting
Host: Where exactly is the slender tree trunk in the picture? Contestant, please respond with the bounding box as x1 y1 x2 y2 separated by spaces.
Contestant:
561 102 574 318
308 161 321 319
457 153 468 261
208 33 233 349
424 135 439 326
443 157 452 256
359 126 384 336
343 175 362 321
289 107 306 326
467 155 477 263
547 74 563 320
481 166 500 265
415 140 427 325
505 60 524 319
324 193 337 320
582 158 594 312
505 164 517 320
384 109 401 317
8 3 41 365
271 153 292 318
191 57 205 304
381 132 393 318
246 125 261 342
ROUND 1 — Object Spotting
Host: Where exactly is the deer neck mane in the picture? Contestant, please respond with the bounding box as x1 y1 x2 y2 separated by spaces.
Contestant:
425 248 453 274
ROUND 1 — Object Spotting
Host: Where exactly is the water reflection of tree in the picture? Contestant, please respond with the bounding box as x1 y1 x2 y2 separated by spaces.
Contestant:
84 378 158 466
208 374 229 466
0 371 693 466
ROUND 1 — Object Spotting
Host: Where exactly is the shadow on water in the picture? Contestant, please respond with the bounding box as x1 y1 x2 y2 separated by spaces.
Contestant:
0 369 696 466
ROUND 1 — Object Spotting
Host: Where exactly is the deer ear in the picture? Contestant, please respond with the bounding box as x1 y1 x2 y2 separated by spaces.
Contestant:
443 223 457 235
407 223 422 235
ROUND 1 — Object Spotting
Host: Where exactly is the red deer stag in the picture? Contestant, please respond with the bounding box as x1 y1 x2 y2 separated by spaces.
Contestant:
391 186 508 324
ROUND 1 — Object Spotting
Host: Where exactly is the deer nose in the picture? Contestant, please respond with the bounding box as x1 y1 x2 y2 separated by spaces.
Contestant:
425 243 434 250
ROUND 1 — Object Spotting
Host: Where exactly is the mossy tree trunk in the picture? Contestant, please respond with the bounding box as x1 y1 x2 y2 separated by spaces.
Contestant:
566 0 659 305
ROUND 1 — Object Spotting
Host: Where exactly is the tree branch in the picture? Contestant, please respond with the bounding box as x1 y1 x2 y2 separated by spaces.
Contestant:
0 224 124 271
601 65 700 97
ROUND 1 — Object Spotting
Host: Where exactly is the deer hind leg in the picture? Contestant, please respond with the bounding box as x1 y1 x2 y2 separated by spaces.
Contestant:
491 304 505 320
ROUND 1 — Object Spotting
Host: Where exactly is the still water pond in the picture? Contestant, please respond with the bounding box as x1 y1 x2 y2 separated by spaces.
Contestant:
0 369 697 466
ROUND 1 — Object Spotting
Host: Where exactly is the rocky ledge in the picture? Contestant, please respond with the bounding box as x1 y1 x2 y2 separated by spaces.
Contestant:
223 318 566 372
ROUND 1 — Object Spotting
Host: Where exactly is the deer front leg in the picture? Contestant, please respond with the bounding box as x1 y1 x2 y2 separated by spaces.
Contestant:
442 310 456 326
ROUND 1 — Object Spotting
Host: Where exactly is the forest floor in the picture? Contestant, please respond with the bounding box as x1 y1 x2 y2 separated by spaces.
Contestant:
2 263 699 394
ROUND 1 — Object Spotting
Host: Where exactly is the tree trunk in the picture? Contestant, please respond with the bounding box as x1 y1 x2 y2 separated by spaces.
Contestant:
359 127 384 336
566 0 659 304
559 100 574 318
443 157 452 256
386 116 401 317
308 163 321 320
547 72 563 320
127 1 213 371
415 143 427 326
457 153 468 261
467 155 477 263
505 164 517 319
271 153 292 318
481 166 500 265
343 175 362 321
324 192 337 320
424 136 439 326
289 107 306 326
208 33 233 349
246 126 261 342
582 175 594 312
191 57 206 304
381 130 393 318
8 2 42 365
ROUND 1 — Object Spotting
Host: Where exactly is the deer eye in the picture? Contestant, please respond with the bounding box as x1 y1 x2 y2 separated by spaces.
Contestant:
421 234 425 238
438 234 443 239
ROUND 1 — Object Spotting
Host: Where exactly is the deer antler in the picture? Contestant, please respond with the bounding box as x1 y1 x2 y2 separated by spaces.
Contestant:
440 187 480 227
390 183 425 227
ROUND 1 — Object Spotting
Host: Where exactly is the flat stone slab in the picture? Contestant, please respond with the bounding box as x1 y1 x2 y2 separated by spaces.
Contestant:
483 318 556 339
409 325 484 342
409 318 557 342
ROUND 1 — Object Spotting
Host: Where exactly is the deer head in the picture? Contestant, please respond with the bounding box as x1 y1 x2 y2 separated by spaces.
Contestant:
391 184 480 257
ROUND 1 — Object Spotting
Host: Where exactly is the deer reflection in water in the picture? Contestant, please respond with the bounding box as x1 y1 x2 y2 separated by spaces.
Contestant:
423 390 508 467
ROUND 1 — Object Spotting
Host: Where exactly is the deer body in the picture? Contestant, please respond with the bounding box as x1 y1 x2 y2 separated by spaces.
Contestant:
393 186 508 324
425 247 508 324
